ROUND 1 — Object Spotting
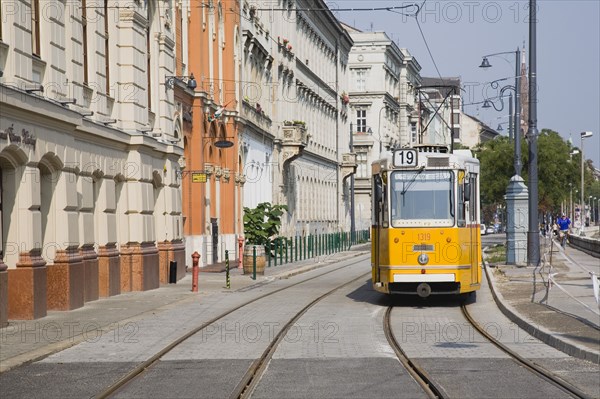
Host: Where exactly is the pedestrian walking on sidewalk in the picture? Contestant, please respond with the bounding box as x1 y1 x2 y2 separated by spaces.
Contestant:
556 213 571 248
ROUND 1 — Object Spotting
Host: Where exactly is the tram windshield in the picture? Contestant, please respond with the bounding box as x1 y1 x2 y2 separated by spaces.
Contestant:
390 170 454 227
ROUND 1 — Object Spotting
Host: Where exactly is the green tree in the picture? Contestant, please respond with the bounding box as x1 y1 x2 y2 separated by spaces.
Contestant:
473 136 513 210
475 128 596 217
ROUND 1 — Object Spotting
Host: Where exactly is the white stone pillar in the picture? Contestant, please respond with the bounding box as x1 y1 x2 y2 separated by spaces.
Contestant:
506 175 529 266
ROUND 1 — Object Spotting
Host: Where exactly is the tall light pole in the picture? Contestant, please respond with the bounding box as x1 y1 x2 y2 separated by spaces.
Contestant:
589 195 593 225
569 183 573 220
527 0 540 266
350 122 355 242
480 47 522 175
481 48 526 265
580 131 593 235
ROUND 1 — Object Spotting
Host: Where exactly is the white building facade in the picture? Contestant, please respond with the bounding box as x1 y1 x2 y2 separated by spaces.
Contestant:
0 0 184 321
344 27 421 231
240 0 355 237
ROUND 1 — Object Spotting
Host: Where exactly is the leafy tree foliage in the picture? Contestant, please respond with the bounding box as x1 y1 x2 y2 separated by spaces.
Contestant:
473 136 513 208
473 129 596 216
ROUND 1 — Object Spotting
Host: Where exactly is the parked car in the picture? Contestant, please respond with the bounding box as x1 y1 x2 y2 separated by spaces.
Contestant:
481 224 487 235
486 226 496 234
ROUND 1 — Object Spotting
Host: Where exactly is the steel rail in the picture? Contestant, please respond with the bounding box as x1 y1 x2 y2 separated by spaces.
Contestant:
94 255 369 398
461 304 592 399
232 271 371 399
383 306 448 399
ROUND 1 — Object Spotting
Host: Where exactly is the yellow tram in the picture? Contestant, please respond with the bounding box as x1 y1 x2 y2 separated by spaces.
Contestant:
371 146 482 297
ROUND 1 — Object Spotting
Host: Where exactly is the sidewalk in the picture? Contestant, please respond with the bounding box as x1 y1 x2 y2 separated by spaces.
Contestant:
484 234 600 363
0 244 371 373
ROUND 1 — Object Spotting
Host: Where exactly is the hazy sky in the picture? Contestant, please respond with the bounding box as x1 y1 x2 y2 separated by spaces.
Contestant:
327 0 600 167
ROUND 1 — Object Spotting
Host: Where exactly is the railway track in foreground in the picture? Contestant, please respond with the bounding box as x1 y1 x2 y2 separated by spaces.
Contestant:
384 303 593 399
95 257 370 399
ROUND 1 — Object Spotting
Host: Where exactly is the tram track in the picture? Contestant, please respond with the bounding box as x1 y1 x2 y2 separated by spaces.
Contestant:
460 303 592 399
231 271 371 399
94 256 369 399
384 302 593 399
383 306 448 399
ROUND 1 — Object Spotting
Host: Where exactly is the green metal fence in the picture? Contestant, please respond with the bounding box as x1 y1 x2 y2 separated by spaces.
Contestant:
266 229 370 268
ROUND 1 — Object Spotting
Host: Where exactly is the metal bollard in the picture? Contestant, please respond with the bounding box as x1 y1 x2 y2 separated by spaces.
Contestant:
191 251 200 293
225 250 230 289
252 246 257 280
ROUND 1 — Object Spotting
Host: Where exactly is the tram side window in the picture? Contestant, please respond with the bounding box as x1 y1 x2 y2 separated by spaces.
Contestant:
469 174 478 222
457 179 466 227
372 175 383 226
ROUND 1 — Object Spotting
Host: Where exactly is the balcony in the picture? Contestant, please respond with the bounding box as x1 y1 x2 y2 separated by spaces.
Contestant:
353 129 375 147
280 123 309 167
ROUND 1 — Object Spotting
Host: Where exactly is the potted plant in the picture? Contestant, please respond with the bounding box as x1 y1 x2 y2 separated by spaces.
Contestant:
243 202 288 274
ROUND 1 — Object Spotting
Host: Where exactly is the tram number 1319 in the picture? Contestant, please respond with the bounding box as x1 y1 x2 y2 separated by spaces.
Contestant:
393 149 418 167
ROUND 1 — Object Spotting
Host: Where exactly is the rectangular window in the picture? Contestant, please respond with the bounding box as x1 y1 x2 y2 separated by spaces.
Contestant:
147 28 152 111
175 3 183 75
82 0 88 84
31 0 40 56
457 175 465 227
0 0 3 41
452 96 460 109
356 109 366 133
390 170 454 227
452 127 460 140
469 174 478 222
104 0 110 94
453 112 460 125
356 150 368 178
355 69 367 91
410 122 417 144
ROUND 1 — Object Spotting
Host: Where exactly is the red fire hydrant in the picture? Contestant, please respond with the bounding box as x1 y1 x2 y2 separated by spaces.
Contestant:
191 251 200 292
237 237 244 269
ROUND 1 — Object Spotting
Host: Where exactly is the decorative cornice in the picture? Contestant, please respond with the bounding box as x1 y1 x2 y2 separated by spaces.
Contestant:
119 9 148 27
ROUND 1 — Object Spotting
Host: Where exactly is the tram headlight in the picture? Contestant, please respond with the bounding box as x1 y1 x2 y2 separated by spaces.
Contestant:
417 253 429 265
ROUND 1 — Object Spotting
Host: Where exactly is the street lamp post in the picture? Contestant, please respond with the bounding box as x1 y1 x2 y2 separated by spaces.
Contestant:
569 183 573 220
579 131 593 235
481 47 526 265
480 47 521 176
589 195 593 225
527 0 540 266
350 123 355 243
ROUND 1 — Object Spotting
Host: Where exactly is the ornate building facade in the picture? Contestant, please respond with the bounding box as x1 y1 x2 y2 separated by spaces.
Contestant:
0 0 184 321
240 0 355 237
182 0 243 266
345 27 422 232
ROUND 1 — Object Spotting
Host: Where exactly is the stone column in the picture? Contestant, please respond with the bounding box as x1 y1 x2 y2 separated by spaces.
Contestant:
8 165 47 319
505 175 529 266
0 259 8 327
120 179 159 291
96 177 120 297
47 169 84 311
98 244 120 297
0 167 6 326
161 182 185 282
